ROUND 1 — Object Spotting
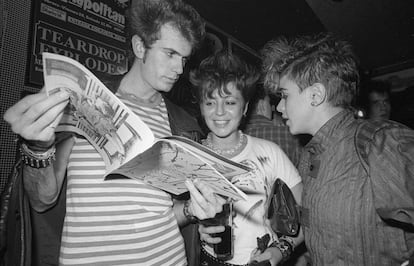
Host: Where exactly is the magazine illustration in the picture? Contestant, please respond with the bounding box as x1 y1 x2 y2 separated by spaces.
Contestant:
42 52 249 201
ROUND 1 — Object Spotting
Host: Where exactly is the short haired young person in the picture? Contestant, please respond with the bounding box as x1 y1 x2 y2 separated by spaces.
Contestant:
3 0 224 265
261 33 414 265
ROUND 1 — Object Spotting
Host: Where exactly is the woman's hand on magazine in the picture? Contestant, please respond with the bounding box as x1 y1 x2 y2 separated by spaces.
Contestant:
185 179 226 220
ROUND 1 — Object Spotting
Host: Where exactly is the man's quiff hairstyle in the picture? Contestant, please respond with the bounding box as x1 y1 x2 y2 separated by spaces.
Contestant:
127 0 205 50
261 33 360 108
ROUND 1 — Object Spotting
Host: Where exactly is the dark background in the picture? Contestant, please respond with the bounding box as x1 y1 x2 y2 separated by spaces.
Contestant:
177 0 414 128
185 0 414 75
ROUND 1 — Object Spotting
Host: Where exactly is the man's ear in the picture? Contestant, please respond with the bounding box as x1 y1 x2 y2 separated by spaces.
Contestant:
131 34 146 59
307 83 326 106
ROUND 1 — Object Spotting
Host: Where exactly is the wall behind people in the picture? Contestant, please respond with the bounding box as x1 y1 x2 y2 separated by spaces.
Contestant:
0 0 129 194
0 0 35 194
391 86 414 129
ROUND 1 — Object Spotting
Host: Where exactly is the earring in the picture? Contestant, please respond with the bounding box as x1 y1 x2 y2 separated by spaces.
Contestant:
311 102 317 106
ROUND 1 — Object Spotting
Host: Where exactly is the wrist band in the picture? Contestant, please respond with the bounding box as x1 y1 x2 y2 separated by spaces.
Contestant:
279 235 295 251
183 200 198 223
20 142 56 168
269 238 293 261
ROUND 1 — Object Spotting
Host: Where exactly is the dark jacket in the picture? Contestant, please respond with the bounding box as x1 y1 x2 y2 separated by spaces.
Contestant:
0 76 203 266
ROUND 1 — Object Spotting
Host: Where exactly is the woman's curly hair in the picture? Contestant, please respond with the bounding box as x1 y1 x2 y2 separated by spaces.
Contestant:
190 50 260 104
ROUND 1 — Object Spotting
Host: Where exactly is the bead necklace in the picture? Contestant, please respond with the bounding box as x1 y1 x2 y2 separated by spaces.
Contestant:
202 130 246 157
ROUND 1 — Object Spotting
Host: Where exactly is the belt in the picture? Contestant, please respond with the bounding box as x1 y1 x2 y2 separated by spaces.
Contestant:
200 247 248 266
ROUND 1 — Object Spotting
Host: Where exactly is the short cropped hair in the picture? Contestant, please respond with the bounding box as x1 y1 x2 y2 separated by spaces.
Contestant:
261 33 360 108
127 0 205 50
189 50 260 104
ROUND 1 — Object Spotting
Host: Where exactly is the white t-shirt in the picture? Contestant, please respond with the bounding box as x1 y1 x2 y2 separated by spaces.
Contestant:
204 135 302 265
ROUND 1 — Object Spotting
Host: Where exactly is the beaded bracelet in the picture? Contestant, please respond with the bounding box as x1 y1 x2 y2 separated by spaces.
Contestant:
19 142 56 168
183 200 198 223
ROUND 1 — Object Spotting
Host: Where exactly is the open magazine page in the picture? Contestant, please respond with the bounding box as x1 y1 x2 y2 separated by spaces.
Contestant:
108 137 249 201
42 52 250 201
42 52 155 172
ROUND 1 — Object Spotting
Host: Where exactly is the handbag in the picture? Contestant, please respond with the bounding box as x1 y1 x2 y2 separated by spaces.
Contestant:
267 178 300 236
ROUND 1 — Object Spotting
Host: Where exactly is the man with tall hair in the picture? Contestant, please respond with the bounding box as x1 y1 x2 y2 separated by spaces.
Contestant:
3 0 223 265
261 33 414 265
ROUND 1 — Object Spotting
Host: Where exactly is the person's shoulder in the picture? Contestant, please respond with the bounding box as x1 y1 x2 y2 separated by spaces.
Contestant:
246 134 284 152
376 120 414 143
163 96 202 135
359 119 413 138
246 134 271 144
357 119 414 156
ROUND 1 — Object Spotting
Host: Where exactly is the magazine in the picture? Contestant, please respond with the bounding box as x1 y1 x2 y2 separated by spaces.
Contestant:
42 52 249 201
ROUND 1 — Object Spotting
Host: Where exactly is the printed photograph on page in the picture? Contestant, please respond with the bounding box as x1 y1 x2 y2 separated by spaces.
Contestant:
166 136 251 182
109 140 247 200
42 52 154 172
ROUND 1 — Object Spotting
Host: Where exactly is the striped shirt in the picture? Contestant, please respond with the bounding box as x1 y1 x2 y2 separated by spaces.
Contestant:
60 96 187 266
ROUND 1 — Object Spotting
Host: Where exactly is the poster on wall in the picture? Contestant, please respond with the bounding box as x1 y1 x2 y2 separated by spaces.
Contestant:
28 0 129 86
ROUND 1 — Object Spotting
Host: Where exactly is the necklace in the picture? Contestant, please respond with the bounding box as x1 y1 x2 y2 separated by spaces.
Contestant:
202 130 246 157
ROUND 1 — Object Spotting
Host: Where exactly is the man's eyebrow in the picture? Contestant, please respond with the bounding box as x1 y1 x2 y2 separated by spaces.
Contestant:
163 47 188 58
163 47 177 53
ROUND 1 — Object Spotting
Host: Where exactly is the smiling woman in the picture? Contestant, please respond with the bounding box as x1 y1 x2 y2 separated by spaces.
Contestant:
189 50 304 266
190 50 258 153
